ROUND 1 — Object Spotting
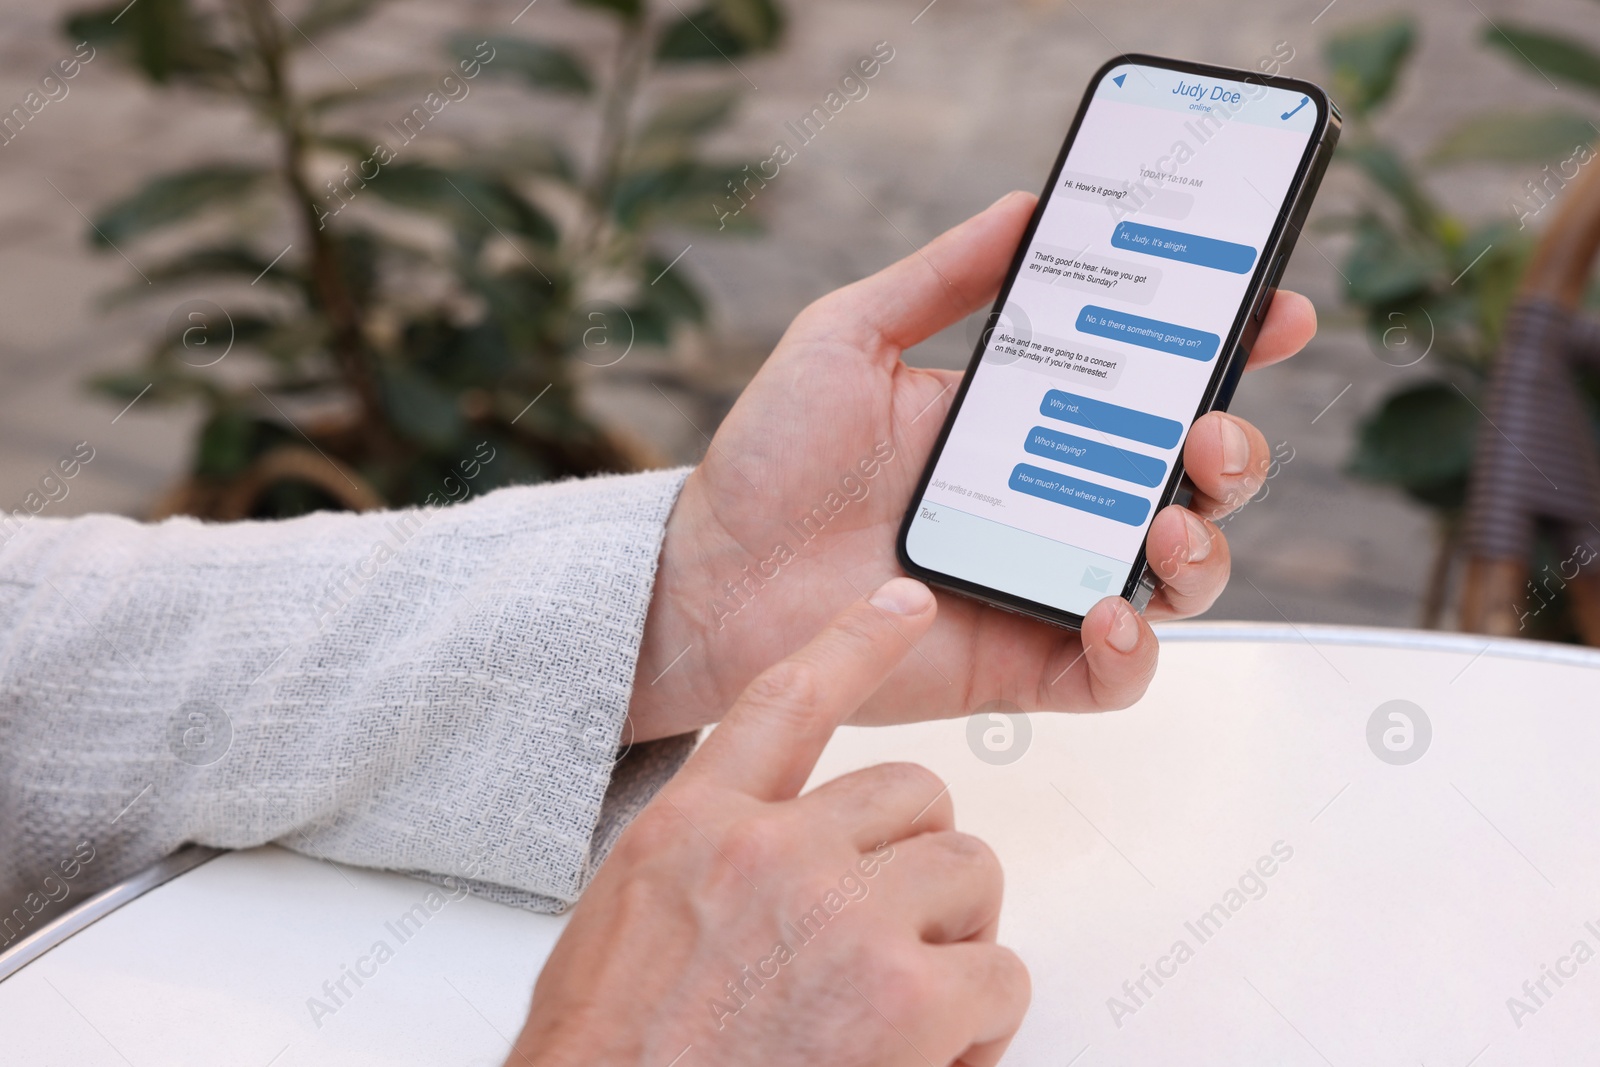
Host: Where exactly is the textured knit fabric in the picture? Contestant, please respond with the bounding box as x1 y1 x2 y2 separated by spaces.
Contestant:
0 467 696 929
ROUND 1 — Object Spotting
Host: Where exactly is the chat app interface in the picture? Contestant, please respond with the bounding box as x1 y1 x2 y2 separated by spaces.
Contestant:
906 63 1318 616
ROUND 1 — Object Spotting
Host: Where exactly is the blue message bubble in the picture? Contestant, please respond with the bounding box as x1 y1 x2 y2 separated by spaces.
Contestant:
1022 426 1168 488
1076 305 1220 362
1111 221 1258 274
1008 463 1152 526
1038 389 1185 450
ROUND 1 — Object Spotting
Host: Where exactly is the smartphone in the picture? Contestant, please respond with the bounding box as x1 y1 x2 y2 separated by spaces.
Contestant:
896 53 1340 630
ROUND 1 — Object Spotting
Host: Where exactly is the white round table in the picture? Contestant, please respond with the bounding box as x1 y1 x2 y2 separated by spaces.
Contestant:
4 623 1599 1065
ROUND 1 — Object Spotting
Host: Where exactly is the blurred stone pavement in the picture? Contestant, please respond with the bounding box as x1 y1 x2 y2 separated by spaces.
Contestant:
0 0 1592 627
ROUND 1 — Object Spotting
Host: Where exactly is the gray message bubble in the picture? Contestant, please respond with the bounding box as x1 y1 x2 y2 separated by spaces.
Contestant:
1026 244 1164 306
989 329 1125 391
1058 170 1195 221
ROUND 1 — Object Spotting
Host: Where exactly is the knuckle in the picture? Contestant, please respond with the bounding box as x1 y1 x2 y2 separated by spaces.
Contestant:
610 866 669 925
1184 554 1231 603
855 943 935 1017
938 831 1001 881
719 813 791 876
869 761 945 800
986 945 1033 1015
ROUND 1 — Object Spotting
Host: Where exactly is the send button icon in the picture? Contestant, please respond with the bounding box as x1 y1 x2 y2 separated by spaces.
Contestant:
1080 566 1116 593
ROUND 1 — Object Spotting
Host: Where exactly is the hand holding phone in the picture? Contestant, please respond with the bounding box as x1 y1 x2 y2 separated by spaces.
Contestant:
628 151 1318 744
897 54 1340 630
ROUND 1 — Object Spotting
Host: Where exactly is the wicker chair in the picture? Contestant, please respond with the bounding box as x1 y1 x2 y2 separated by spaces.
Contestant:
1459 160 1600 643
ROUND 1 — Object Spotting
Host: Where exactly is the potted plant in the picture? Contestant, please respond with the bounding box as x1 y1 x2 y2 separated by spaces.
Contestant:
71 0 783 518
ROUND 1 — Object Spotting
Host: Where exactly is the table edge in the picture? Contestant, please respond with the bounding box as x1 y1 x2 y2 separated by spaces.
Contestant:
0 845 226 984
1152 620 1600 669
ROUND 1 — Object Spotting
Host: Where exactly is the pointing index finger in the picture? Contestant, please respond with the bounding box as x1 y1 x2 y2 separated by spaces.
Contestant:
684 578 938 801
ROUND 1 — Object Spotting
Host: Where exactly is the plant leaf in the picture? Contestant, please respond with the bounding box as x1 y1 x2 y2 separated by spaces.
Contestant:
64 0 233 85
638 88 742 143
148 244 295 284
1347 381 1478 508
155 313 280 365
1323 15 1415 117
640 251 707 324
1342 216 1439 305
378 364 464 449
312 133 382 159
298 0 388 39
1484 22 1600 96
623 304 671 347
452 34 591 94
712 0 784 50
406 316 515 387
194 409 262 479
655 9 739 62
1431 109 1599 164
97 244 302 307
655 0 784 62
88 365 222 409
91 165 270 246
1454 222 1533 347
480 135 576 181
1337 141 1440 237
306 72 443 114
363 164 558 246
612 160 756 229
89 369 172 402
572 0 643 18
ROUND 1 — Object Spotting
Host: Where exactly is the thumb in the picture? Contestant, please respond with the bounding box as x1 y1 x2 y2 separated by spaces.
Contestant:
683 578 938 801
801 191 1036 357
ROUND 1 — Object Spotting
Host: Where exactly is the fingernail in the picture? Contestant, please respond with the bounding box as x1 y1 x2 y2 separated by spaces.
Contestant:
1104 602 1140 654
870 578 933 615
1219 417 1250 477
1183 511 1213 563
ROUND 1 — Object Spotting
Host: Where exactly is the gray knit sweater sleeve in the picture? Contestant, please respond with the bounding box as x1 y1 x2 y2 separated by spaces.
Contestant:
0 467 696 921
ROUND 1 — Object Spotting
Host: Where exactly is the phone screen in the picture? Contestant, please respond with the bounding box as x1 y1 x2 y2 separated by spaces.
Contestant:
902 59 1325 620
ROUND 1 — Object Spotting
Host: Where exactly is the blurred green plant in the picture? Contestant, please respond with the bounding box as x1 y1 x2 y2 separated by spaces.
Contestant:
1431 18 1600 170
1326 14 1600 630
69 0 783 517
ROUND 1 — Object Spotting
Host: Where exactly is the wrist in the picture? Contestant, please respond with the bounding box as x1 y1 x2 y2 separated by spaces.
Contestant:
627 467 742 741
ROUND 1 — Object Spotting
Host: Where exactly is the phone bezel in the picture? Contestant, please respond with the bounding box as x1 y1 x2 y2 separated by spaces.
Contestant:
894 52 1338 631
